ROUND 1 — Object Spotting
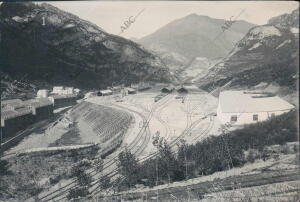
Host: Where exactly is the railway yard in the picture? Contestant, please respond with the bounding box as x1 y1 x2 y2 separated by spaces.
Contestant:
28 89 220 202
1 88 298 202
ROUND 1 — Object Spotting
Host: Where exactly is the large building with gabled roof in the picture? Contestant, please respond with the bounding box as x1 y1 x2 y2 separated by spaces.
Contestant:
217 91 295 125
1 98 54 141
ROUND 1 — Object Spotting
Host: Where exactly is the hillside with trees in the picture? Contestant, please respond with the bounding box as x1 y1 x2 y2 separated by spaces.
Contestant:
115 110 298 191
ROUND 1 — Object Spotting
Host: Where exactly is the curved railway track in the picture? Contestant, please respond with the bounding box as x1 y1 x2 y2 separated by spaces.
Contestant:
37 93 215 201
91 96 215 198
127 94 173 141
38 107 147 201
38 94 173 202
190 116 215 143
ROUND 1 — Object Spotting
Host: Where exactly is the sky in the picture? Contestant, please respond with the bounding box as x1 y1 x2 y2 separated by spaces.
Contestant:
46 1 299 39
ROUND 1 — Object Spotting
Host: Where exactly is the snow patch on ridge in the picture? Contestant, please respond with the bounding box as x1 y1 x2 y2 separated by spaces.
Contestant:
249 26 281 40
249 42 261 51
276 40 291 50
12 16 28 23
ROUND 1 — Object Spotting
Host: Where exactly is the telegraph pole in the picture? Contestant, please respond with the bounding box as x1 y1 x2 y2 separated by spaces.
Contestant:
156 156 159 202
0 124 2 155
185 154 188 180
0 91 2 155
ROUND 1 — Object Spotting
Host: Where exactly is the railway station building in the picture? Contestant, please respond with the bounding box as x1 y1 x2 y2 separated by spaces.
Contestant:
217 91 295 125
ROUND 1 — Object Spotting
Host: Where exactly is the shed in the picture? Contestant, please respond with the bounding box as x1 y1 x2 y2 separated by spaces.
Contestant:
177 87 188 94
98 90 113 96
217 91 295 125
126 88 136 94
161 86 174 93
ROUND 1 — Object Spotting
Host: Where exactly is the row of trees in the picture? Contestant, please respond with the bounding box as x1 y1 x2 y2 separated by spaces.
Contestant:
67 157 107 200
117 110 298 189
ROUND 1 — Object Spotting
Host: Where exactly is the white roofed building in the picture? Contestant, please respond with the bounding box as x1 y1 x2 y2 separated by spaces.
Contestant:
125 88 136 94
37 89 49 98
98 90 113 96
217 91 295 125
51 86 75 95
63 87 74 95
52 86 64 94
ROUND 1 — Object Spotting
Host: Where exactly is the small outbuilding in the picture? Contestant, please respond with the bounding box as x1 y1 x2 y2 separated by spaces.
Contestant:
177 87 188 94
161 86 174 93
98 89 113 96
126 88 136 94
217 91 295 125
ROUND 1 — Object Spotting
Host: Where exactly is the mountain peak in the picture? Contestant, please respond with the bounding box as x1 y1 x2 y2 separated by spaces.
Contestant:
183 13 213 21
139 13 255 62
186 13 198 17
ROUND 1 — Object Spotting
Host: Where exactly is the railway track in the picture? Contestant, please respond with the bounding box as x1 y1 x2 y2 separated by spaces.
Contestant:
37 108 146 201
90 94 175 195
191 116 215 143
90 95 215 199
128 94 174 141
2 108 70 158
38 94 173 201
156 103 172 141
98 169 300 201
38 93 214 201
